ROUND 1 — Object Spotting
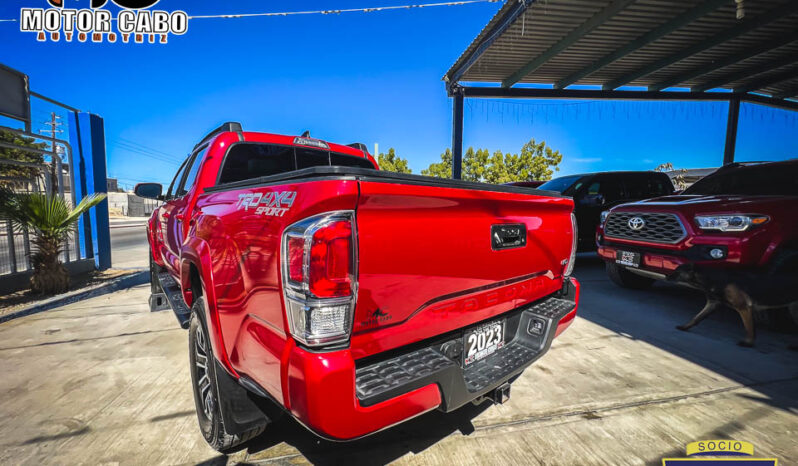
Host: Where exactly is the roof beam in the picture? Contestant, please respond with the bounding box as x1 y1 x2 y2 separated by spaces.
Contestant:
501 0 637 88
650 33 798 91
774 84 798 99
445 0 533 90
692 55 798 92
735 66 798 93
458 86 798 112
555 0 728 90
603 2 798 91
464 86 738 101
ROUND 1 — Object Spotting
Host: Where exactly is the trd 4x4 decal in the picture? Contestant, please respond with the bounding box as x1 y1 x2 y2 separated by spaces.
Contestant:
236 191 297 217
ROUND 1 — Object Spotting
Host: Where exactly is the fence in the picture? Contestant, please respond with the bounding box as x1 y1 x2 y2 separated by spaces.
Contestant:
0 126 90 276
107 192 160 217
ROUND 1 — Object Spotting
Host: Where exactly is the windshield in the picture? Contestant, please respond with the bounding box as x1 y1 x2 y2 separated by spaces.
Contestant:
538 175 584 194
683 163 798 196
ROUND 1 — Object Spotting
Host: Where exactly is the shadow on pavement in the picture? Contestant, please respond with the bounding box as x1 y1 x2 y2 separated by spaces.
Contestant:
571 252 798 415
240 402 491 465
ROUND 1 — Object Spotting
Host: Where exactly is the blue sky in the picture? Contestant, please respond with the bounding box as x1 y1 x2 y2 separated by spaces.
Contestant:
1 0 797 189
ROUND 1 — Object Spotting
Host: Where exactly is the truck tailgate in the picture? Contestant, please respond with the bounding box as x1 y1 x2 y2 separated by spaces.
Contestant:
352 177 574 359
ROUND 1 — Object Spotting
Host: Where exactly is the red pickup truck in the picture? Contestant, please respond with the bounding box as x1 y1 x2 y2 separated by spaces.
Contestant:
597 160 798 289
135 123 579 451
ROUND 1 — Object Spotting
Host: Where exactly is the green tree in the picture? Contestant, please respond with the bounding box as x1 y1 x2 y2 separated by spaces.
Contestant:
513 138 562 182
0 129 46 189
421 148 452 178
0 187 106 294
422 139 563 183
376 148 412 174
463 147 491 182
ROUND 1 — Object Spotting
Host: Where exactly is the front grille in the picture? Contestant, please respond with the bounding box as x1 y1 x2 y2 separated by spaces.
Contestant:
604 212 685 244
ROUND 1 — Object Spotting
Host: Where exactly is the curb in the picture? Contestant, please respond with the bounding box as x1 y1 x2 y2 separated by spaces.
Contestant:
0 270 149 325
109 223 147 229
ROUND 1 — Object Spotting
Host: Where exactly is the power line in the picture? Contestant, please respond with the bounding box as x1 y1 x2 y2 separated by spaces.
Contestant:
187 0 500 19
0 0 499 22
115 136 180 159
111 145 180 165
109 139 183 164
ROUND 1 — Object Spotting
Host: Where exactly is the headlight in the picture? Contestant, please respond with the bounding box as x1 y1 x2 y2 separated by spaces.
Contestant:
599 210 610 225
694 215 769 232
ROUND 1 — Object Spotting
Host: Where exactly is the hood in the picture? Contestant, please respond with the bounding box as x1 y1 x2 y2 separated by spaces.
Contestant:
617 194 792 212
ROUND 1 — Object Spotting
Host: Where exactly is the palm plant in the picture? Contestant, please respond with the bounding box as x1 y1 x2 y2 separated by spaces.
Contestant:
0 187 106 294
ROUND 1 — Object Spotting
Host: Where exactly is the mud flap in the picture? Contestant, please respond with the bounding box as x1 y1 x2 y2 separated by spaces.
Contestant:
213 360 271 435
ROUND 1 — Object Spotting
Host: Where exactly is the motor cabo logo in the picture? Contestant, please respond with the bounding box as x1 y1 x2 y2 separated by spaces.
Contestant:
20 0 188 44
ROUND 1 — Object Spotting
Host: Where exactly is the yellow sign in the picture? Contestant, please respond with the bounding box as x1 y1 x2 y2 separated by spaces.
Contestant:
663 440 777 465
686 440 755 457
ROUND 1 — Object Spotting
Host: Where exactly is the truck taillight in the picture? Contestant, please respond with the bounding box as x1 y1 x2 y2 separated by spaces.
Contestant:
287 236 306 283
564 212 577 277
281 211 357 347
309 220 352 298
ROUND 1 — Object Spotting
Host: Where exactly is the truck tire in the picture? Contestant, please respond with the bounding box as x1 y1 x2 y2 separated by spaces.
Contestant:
188 299 265 452
605 262 655 290
149 251 162 295
758 249 798 330
768 249 798 277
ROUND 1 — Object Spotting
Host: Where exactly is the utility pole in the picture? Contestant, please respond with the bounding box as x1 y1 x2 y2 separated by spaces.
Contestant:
39 112 64 196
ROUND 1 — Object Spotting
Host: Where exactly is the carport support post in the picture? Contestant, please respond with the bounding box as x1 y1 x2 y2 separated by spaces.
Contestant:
68 112 112 270
451 87 464 180
723 96 740 165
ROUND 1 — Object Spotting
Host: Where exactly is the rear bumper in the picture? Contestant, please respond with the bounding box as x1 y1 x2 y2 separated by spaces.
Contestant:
285 278 579 440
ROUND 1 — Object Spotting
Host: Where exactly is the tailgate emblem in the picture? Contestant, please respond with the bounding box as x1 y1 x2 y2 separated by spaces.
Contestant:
491 224 527 250
628 216 646 231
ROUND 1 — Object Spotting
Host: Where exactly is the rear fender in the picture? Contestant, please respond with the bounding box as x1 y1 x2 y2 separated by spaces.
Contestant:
146 214 167 268
180 237 237 376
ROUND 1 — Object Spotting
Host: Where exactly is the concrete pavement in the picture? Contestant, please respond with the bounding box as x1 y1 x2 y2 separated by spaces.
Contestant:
110 217 149 269
0 256 796 465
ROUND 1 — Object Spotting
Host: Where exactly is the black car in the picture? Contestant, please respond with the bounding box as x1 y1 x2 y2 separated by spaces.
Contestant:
538 171 675 251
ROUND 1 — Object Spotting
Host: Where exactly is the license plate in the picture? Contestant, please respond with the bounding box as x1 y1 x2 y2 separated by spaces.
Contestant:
464 320 505 366
616 250 641 268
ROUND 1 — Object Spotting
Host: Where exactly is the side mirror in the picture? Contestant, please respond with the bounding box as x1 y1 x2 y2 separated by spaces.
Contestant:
134 182 163 200
579 193 605 207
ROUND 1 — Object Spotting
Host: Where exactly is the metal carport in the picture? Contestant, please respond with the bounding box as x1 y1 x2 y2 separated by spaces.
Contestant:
443 0 798 179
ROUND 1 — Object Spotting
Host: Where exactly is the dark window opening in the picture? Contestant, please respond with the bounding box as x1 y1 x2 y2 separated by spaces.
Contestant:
624 175 674 199
218 143 376 184
684 163 798 196
538 175 584 194
167 157 190 198
295 147 331 170
178 147 208 197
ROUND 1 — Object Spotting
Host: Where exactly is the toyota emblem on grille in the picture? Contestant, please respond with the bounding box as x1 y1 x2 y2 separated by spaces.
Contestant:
628 216 646 231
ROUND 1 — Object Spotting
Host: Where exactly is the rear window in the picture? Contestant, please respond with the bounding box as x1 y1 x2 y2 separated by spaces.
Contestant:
218 143 375 184
684 162 798 196
625 174 674 198
538 175 584 194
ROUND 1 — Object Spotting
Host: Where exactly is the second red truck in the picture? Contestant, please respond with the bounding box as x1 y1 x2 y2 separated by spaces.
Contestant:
135 123 580 451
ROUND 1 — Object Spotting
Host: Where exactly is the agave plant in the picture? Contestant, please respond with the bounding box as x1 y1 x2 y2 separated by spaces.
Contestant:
0 187 106 295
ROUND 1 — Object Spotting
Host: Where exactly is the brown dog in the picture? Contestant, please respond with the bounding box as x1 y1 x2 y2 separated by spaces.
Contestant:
668 265 798 347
